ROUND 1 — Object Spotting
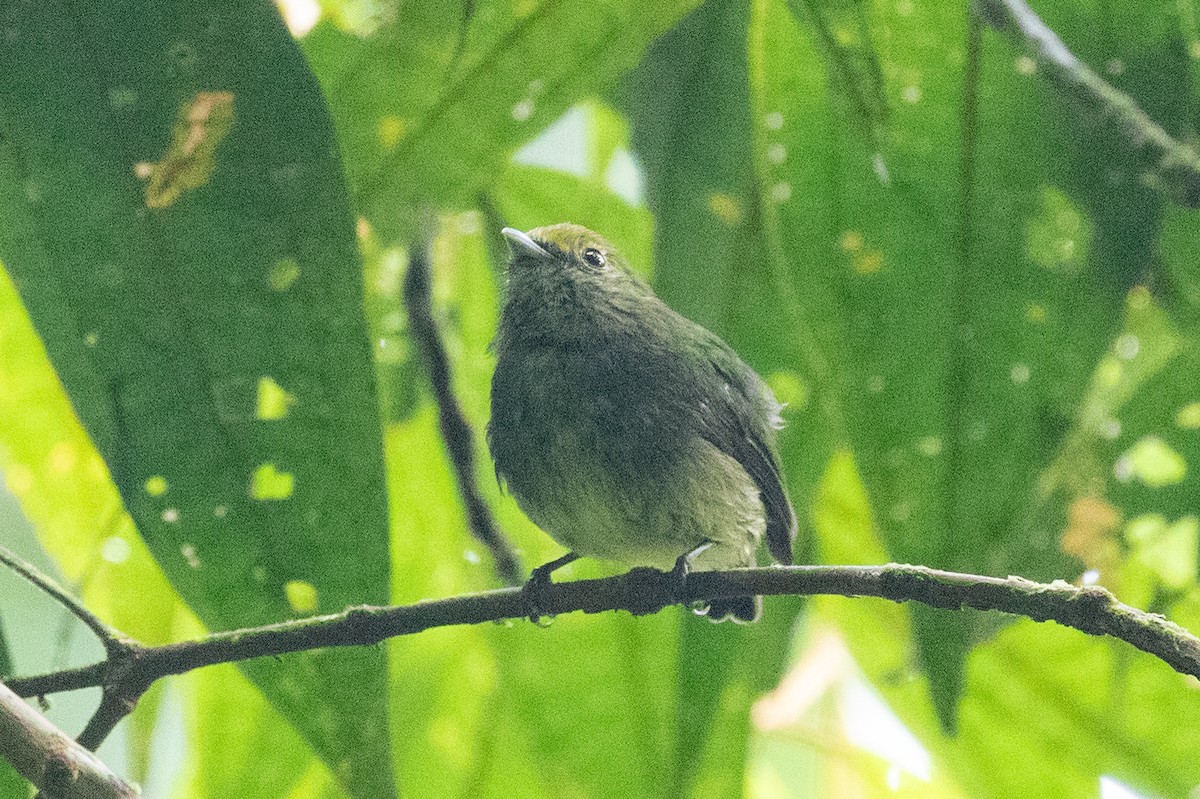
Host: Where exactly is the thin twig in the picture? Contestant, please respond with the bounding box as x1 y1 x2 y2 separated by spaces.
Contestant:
5 564 1200 707
0 680 140 799
977 0 1200 207
401 220 523 585
0 545 126 652
0 546 145 755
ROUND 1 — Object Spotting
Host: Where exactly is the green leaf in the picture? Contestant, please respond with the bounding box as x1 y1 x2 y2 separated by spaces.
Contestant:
621 2 811 794
0 760 27 799
951 621 1200 798
492 164 655 276
308 0 701 243
812 450 1200 798
745 0 1171 726
0 3 391 796
176 659 347 799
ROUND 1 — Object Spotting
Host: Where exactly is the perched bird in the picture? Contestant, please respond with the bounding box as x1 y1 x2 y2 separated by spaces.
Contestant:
488 223 796 622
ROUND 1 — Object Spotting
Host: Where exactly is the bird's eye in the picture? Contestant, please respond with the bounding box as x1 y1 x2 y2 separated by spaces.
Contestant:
582 248 606 269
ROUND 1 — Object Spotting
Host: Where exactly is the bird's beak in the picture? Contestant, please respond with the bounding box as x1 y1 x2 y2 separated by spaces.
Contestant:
501 227 552 259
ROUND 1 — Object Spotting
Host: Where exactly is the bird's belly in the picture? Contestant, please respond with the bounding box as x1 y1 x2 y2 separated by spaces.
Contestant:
509 428 765 571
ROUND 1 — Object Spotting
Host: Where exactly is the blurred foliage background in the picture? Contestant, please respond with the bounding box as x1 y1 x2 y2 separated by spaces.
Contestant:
0 0 1199 796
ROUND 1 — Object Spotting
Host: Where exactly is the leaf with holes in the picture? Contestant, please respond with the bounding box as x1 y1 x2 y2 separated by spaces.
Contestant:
0 2 391 796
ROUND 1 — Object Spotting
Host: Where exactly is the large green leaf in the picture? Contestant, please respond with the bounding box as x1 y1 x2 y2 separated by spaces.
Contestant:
306 0 701 243
177 658 347 799
812 450 1200 798
621 1 813 794
0 3 391 796
739 0 1162 725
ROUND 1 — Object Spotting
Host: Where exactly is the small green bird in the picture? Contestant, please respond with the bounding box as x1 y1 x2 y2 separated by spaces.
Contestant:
488 223 796 622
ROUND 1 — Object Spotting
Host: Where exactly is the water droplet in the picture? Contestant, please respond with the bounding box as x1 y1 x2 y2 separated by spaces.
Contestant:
511 98 535 122
967 421 988 441
853 250 883 275
144 475 169 496
1010 363 1031 384
83 331 99 347
896 0 914 15
707 192 743 225
1105 58 1125 76
108 86 138 109
917 436 943 457
268 257 300 291
527 79 544 95
890 502 913 523
1100 418 1122 440
770 182 792 203
1115 333 1139 360
866 375 886 394
1081 569 1100 585
464 550 481 564
163 508 181 523
25 181 41 203
534 613 555 628
213 505 229 518
767 143 787 164
1015 55 1037 75
902 85 922 103
100 536 131 564
840 230 864 252
764 112 784 130
873 153 891 185
180 542 200 568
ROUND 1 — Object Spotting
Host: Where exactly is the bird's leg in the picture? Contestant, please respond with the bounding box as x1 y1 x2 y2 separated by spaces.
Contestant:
522 551 580 624
669 542 713 607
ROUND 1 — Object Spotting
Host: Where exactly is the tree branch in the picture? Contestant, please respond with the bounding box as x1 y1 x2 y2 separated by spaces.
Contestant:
977 0 1200 207
0 680 140 799
0 544 146 755
0 544 128 654
5 565 1199 710
401 219 523 586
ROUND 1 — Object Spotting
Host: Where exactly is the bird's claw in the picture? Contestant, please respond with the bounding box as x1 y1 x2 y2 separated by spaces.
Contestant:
669 552 692 606
521 565 554 626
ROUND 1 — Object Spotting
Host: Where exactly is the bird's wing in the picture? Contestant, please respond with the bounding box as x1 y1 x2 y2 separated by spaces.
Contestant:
701 350 797 565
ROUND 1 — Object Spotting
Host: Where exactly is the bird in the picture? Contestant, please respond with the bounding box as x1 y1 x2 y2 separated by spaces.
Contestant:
487 223 796 622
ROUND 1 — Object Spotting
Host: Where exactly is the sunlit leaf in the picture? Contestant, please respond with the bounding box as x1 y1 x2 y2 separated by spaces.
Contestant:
0 2 391 796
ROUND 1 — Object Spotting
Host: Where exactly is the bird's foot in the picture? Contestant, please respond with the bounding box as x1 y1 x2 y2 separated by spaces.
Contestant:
521 552 579 626
670 542 715 612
